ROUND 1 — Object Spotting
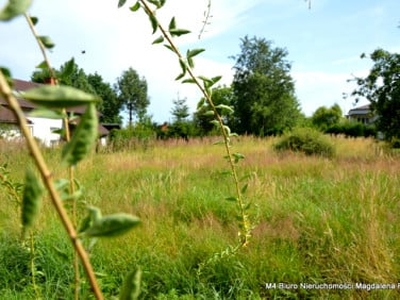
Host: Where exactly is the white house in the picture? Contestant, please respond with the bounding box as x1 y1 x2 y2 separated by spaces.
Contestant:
0 79 110 146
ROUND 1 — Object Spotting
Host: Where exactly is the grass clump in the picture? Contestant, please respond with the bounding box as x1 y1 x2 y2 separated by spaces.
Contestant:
274 127 335 157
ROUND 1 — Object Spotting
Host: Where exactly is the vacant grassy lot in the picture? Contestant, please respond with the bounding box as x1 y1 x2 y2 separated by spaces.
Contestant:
1 136 400 299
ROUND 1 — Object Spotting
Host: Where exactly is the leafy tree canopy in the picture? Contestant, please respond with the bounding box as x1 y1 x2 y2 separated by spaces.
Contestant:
311 103 343 131
231 36 301 136
115 67 149 126
31 59 122 124
352 48 400 141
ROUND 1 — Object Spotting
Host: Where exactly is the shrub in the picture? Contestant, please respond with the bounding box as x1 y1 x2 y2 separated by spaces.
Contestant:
274 127 335 157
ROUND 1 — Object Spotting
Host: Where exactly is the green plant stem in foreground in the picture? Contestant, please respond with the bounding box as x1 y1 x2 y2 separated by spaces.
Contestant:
139 0 251 247
0 72 104 300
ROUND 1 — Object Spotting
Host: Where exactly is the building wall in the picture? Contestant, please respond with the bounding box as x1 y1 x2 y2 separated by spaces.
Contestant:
26 117 63 146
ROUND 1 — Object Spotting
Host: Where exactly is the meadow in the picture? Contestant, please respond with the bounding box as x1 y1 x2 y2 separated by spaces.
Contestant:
1 136 400 299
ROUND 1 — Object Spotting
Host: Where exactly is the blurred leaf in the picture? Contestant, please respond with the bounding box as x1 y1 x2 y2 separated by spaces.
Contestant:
233 152 245 163
130 2 140 11
152 36 164 44
203 110 214 116
21 169 43 236
187 56 194 68
0 66 13 86
22 85 99 108
149 13 158 34
211 76 222 85
182 78 196 84
118 0 127 8
148 0 161 8
163 44 174 52
29 15 37 25
60 57 75 79
169 28 191 37
168 17 176 31
196 97 205 109
62 103 98 166
241 183 248 194
175 73 185 81
28 107 66 119
225 196 237 202
0 0 31 21
119 267 142 300
78 206 102 233
35 60 47 70
84 213 141 238
38 35 55 49
215 104 234 114
187 48 205 58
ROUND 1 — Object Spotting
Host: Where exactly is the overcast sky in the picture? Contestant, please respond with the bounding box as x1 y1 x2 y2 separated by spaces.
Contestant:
1 0 400 123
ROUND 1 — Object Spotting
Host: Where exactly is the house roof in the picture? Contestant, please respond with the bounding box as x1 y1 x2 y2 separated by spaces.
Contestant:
1 79 109 136
1 78 101 118
348 104 371 116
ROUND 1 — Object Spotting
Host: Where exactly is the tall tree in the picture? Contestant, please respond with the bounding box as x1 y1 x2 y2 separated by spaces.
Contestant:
31 59 122 123
311 103 343 131
194 85 234 135
87 73 122 123
352 48 400 141
231 36 301 136
116 67 149 126
170 94 189 122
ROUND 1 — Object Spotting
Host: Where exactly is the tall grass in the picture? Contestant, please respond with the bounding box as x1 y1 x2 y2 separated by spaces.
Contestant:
1 136 400 299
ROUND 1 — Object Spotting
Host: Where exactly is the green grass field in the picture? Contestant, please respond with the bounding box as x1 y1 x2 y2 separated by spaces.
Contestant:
1 136 400 299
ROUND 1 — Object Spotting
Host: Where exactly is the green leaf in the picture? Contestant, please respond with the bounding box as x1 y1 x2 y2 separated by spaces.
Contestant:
210 119 219 127
0 0 31 21
29 15 38 25
196 97 205 109
149 13 158 34
169 28 191 37
84 213 141 238
233 152 245 163
159 0 166 8
215 104 234 114
152 36 164 44
187 56 194 69
78 206 102 233
211 76 222 85
119 267 142 300
62 103 98 166
241 183 248 194
38 36 55 49
175 73 185 81
177 58 187 78
198 75 212 84
225 196 237 202
35 60 47 70
182 78 196 84
223 125 231 136
130 2 140 11
187 48 205 58
21 169 43 236
0 66 13 86
60 57 75 79
148 0 161 8
22 85 99 108
168 17 176 31
118 0 127 8
203 110 214 116
28 107 66 119
163 44 174 52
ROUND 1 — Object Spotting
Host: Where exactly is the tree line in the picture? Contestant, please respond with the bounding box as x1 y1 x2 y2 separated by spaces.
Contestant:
30 36 400 145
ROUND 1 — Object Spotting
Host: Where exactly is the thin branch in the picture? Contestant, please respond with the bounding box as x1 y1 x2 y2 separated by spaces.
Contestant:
0 72 104 300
